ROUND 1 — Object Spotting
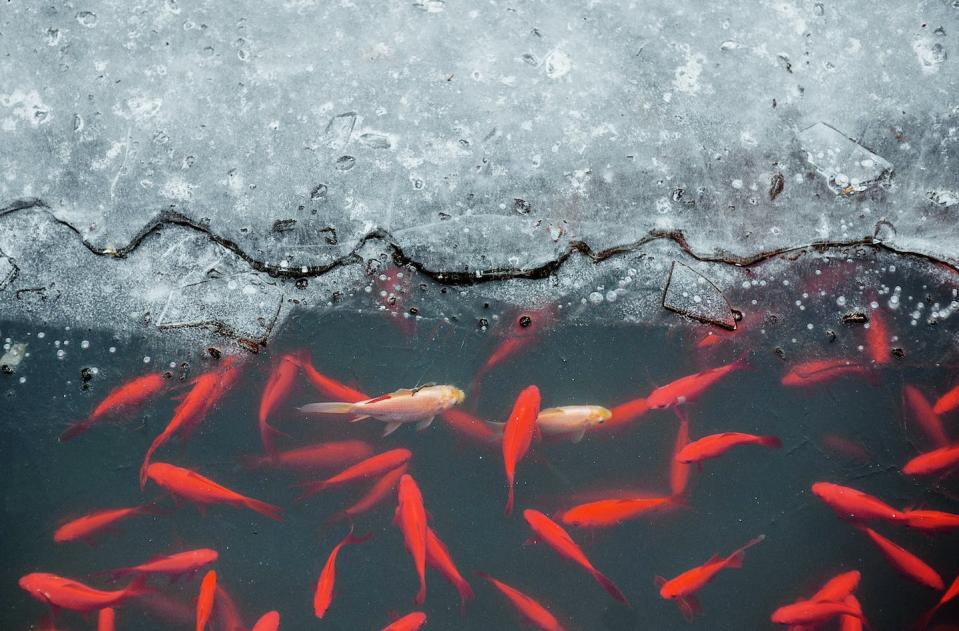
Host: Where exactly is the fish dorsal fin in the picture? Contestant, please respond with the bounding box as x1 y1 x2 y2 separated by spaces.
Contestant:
366 393 395 404
392 388 415 396
538 407 564 415
704 553 723 565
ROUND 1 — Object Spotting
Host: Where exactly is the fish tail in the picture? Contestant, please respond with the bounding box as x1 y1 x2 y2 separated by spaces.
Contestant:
456 579 475 610
727 534 766 568
244 498 283 522
294 480 327 502
343 529 373 547
760 435 783 449
298 402 356 415
239 453 266 470
59 419 93 442
139 433 167 489
911 606 937 631
94 566 131 582
415 580 427 605
322 510 349 528
504 485 515 516
591 569 629 606
139 449 155 489
122 575 152 600
259 422 291 457
483 420 506 436
667 493 690 509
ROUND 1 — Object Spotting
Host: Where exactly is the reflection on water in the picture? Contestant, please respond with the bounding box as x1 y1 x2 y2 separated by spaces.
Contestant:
2 249 959 630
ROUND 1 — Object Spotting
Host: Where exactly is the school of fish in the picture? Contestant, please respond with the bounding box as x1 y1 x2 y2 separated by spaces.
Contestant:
15 302 959 629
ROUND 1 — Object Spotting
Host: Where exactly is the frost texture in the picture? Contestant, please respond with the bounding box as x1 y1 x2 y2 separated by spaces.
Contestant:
1 0 958 347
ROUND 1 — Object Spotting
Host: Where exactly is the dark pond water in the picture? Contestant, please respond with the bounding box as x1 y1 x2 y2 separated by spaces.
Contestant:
2 250 959 630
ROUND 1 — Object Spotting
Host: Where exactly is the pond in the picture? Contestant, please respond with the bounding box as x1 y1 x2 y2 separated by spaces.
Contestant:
3 248 958 629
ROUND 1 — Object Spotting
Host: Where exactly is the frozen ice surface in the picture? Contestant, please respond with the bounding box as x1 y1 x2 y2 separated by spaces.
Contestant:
1 0 958 348
662 261 736 329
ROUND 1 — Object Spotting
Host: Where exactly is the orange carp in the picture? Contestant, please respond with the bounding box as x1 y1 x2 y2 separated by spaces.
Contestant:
146 462 282 522
523 509 627 604
657 535 765 621
395 473 429 604
60 372 167 441
502 385 541 515
19 573 149 612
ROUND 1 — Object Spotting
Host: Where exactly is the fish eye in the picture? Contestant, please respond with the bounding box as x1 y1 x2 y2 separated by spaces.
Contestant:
597 419 605 424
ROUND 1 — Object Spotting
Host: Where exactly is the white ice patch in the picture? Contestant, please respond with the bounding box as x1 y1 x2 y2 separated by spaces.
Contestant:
545 49 572 79
114 94 163 120
673 48 706 95
912 38 947 75
0 89 51 128
160 177 194 201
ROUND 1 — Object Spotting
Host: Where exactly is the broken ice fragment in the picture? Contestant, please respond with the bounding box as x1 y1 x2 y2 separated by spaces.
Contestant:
927 190 958 207
0 343 28 373
0 252 18 289
663 261 736 330
357 132 391 149
325 112 357 150
798 122 893 195
155 272 283 345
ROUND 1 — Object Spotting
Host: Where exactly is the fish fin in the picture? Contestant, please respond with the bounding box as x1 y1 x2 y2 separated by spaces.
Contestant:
570 428 586 444
382 422 403 437
415 416 435 431
704 553 723 565
677 597 696 622
685 594 702 616
654 576 667 588
298 402 355 415
505 485 515 516
592 570 629 606
348 414 371 423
